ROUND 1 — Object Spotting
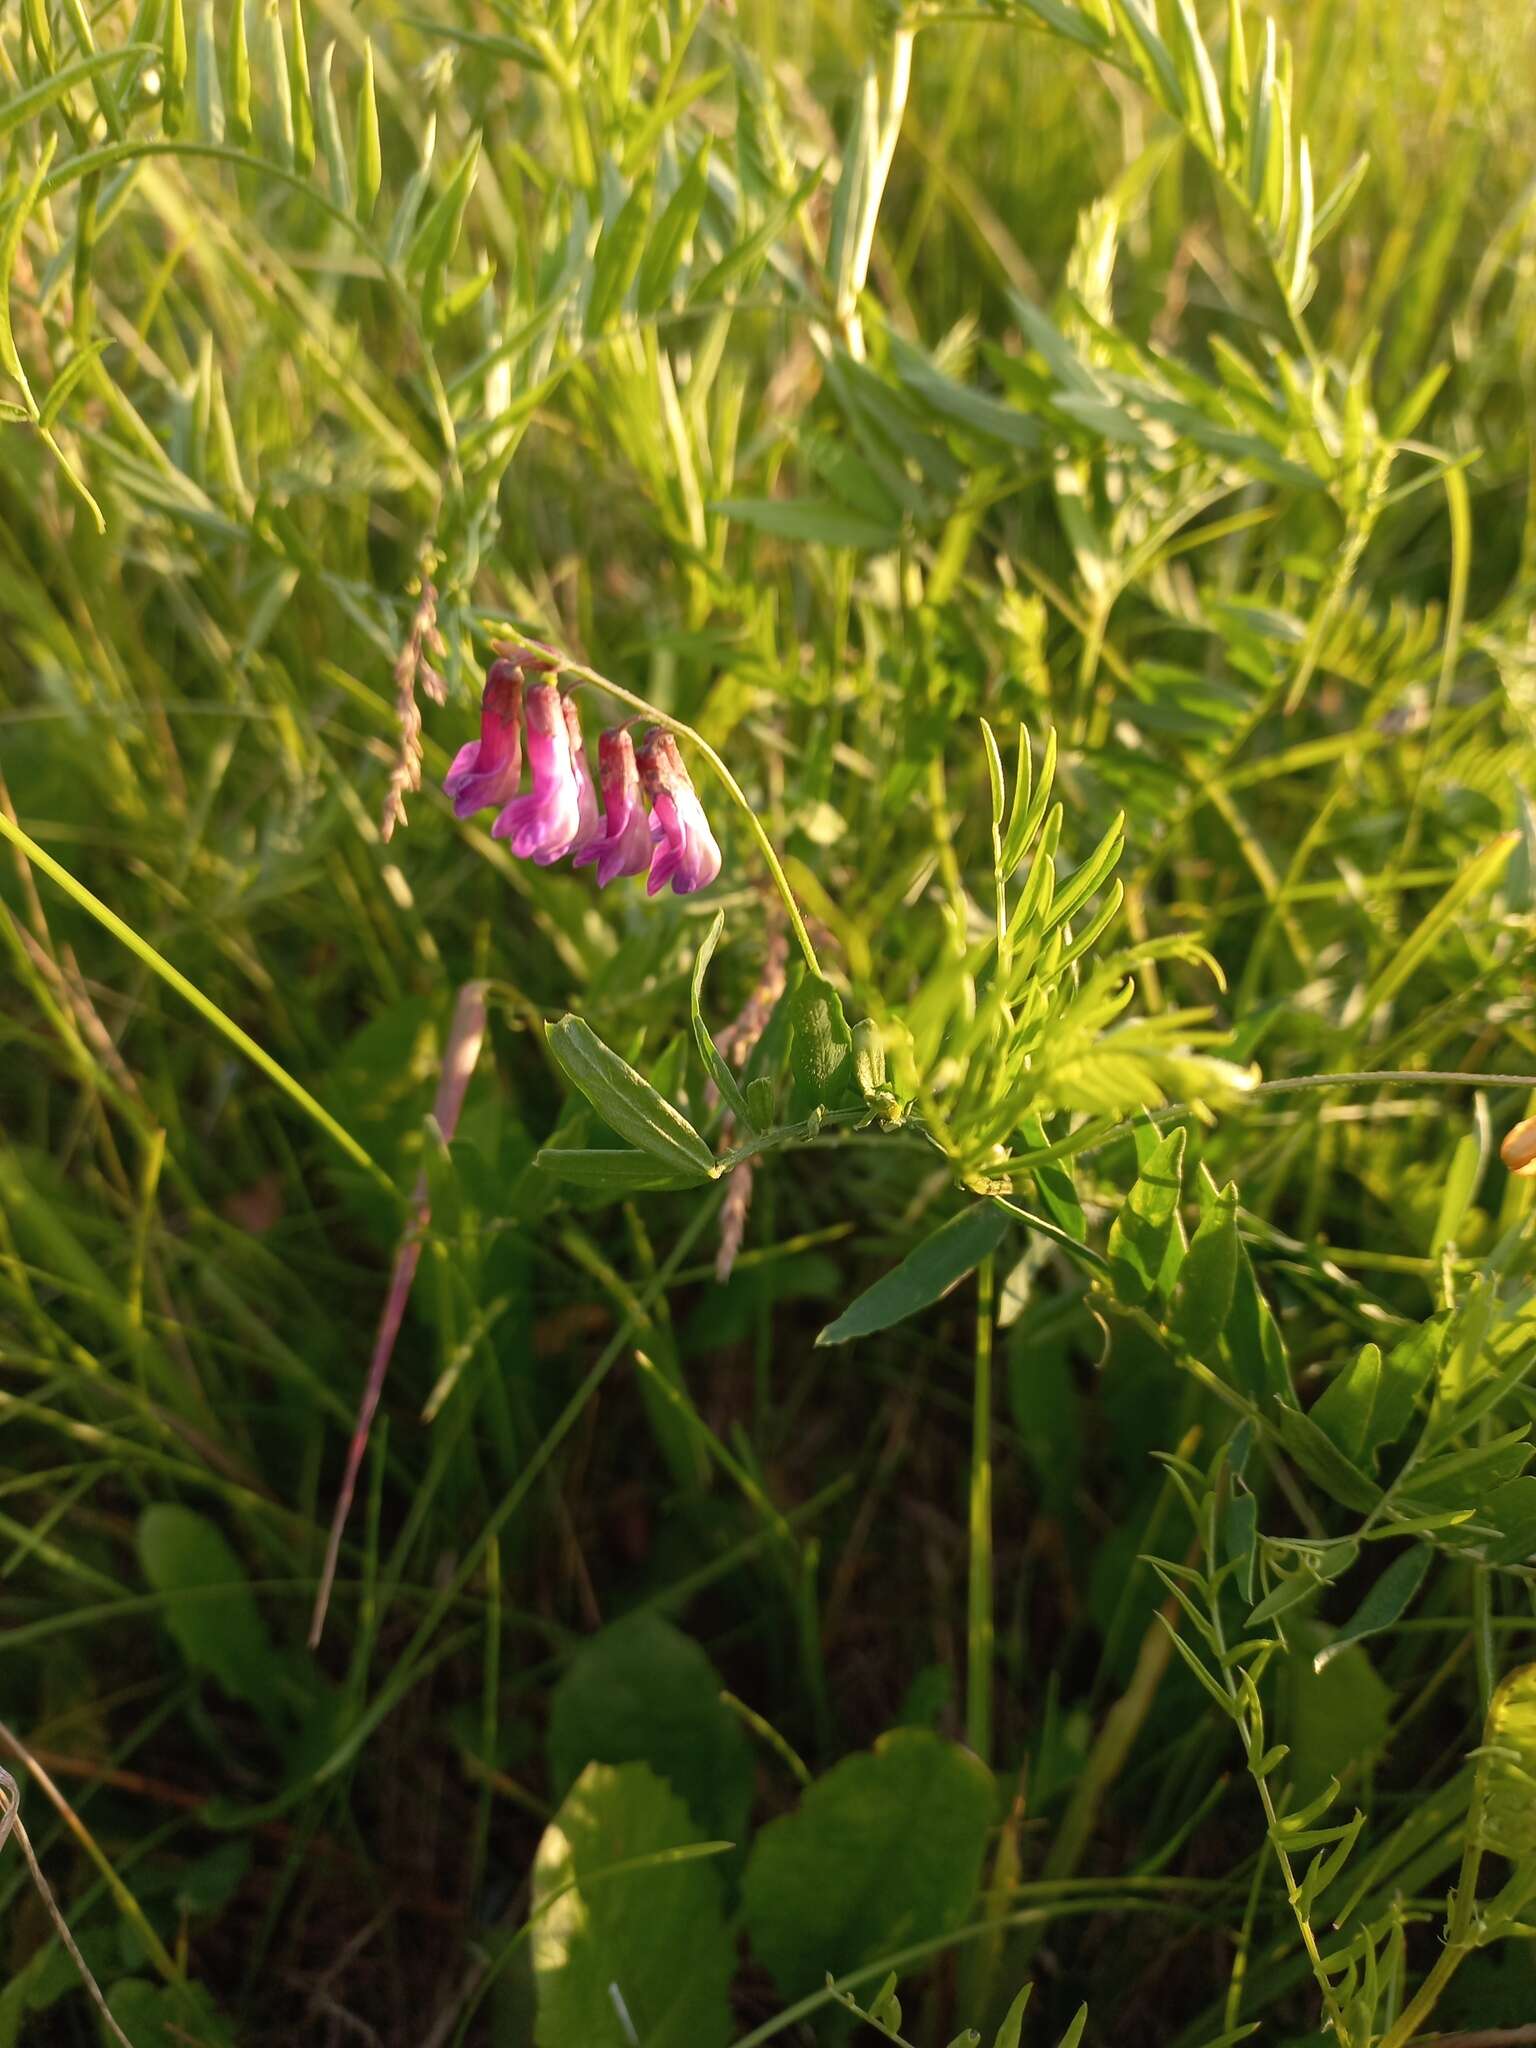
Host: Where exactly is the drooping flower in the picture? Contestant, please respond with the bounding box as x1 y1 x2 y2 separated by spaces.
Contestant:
1502 1116 1536 1180
492 682 582 862
638 729 722 896
442 659 523 819
572 727 654 887
562 697 605 865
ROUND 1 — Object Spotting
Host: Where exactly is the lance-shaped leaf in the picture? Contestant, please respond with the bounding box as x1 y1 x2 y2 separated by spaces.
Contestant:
547 1016 717 1178
1313 1545 1432 1672
817 1203 1010 1346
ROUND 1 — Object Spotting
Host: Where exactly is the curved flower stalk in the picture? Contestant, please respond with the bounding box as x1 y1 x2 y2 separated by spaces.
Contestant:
573 727 653 886
490 682 582 863
442 658 524 819
487 638 822 973
639 730 722 896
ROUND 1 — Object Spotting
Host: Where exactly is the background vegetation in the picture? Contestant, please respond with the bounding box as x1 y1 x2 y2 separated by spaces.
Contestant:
2 0 1535 2043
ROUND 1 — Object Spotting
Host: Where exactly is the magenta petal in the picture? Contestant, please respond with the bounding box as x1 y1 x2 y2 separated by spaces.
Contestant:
573 728 655 886
492 683 581 861
636 729 721 896
562 698 604 862
443 661 524 818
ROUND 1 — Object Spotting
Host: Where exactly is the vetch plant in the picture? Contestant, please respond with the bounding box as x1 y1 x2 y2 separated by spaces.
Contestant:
3 0 1536 2043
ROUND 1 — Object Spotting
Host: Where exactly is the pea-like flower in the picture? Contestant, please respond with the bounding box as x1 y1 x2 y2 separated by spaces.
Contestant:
562 697 605 866
442 659 523 819
1502 1116 1536 1180
573 727 654 886
492 682 582 862
638 729 722 896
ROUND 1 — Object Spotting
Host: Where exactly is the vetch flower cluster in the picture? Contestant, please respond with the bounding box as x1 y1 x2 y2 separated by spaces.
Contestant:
444 658 721 896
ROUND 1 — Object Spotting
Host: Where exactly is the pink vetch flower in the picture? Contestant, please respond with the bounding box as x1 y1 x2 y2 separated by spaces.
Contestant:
638 729 722 896
492 682 583 862
442 659 524 819
562 696 604 865
572 726 654 886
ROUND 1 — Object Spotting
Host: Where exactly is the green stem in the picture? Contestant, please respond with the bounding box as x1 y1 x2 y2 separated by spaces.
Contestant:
0 810 392 1193
513 644 824 978
1205 1567 1353 2043
1377 1837 1484 2048
967 1251 995 1765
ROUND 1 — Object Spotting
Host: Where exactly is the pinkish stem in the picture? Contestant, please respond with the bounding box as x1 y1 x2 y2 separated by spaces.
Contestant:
309 982 488 1648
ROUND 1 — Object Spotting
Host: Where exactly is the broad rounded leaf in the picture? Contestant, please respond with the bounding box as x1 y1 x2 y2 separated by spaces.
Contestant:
137 1505 277 1714
742 1729 994 1999
548 1613 753 1846
532 1762 733 2048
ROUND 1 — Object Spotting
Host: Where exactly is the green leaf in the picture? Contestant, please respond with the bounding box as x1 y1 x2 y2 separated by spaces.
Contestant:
0 48 147 144
1172 1180 1239 1356
354 39 382 223
1316 1318 1443 1467
287 0 314 173
189 0 223 140
548 1614 753 1846
587 175 653 334
1471 1664 1536 1860
21 0 54 65
637 139 712 315
710 496 899 548
741 1729 994 2000
37 340 110 432
105 1981 233 2048
826 67 876 316
409 133 480 281
1107 0 1187 119
260 0 295 168
689 911 751 1126
993 1984 1032 2048
1008 0 1112 54
1276 1408 1381 1513
1361 833 1517 1013
137 1505 278 1714
1224 1236 1291 1405
1480 1477 1536 1567
1312 1545 1432 1671
787 973 856 1115
547 1017 717 1178
1279 1624 1393 1805
315 40 352 211
1169 0 1225 158
534 1148 705 1194
1002 727 1057 878
1019 1115 1086 1244
890 335 1042 451
1054 2009 1089 2048
225 0 252 143
0 140 57 415
1107 1126 1186 1306
161 0 188 135
1246 1543 1357 1627
1224 1489 1258 1603
1399 1431 1532 1513
532 1763 734 2048
1431 1124 1488 1254
816 1204 1011 1346
1312 1342 1386 1466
